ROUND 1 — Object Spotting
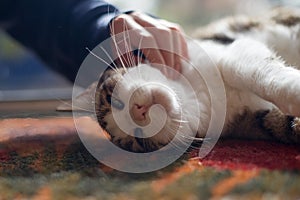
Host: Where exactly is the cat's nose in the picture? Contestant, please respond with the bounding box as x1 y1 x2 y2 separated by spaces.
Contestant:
131 104 149 121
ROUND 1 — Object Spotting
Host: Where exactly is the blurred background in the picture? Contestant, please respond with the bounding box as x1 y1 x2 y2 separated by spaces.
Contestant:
0 0 299 103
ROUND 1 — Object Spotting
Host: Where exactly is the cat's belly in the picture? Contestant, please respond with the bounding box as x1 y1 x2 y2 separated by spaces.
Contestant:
183 83 275 138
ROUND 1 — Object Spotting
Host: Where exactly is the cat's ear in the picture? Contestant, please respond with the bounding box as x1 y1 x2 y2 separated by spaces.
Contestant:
56 82 97 112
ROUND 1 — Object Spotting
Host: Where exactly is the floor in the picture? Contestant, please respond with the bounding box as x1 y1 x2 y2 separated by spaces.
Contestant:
1 100 300 199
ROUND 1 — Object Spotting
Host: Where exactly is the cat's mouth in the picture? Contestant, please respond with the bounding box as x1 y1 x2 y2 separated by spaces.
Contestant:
129 83 179 126
131 103 151 123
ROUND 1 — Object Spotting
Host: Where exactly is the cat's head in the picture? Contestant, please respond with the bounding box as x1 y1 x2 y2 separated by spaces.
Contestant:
95 64 184 153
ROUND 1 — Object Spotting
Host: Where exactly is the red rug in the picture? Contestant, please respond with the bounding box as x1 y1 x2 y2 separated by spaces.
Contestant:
196 140 300 170
1 117 300 199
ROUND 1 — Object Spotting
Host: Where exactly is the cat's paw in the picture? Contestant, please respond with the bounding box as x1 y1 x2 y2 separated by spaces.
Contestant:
293 117 300 134
290 117 300 144
274 82 300 117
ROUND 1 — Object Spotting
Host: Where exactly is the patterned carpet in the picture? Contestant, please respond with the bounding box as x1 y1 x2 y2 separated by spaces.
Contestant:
1 117 300 199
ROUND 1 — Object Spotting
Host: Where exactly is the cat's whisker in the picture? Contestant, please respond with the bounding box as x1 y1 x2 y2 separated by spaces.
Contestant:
120 19 132 68
179 137 207 152
162 124 205 152
137 36 145 79
175 137 203 152
162 127 192 151
171 118 189 124
175 135 194 145
168 142 186 152
116 67 125 76
121 36 140 80
120 40 132 68
192 139 215 153
172 135 199 152
55 98 94 112
186 139 214 155
114 38 128 69
123 22 137 67
137 36 144 65
72 106 94 112
99 45 118 69
162 132 187 152
137 61 142 79
85 47 118 74
179 135 204 142
117 21 137 72
110 21 128 72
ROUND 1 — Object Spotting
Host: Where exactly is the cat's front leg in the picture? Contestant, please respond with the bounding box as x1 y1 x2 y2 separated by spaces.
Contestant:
220 38 300 116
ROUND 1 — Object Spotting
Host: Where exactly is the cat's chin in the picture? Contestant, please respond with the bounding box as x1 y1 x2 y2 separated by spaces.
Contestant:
106 107 182 152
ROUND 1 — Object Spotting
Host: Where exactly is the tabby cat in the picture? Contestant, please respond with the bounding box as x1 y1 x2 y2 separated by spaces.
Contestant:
72 7 300 153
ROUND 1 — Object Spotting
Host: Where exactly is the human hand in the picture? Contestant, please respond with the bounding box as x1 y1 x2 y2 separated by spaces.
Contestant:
110 11 189 79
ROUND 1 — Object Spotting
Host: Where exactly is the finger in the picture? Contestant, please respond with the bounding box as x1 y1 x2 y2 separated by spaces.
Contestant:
111 14 166 68
114 52 140 68
110 15 135 67
159 19 189 60
130 12 175 70
159 20 190 79
179 32 189 61
131 13 190 79
169 29 182 78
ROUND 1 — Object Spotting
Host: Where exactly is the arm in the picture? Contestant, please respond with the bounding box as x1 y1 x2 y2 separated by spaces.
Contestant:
0 0 188 82
0 0 119 82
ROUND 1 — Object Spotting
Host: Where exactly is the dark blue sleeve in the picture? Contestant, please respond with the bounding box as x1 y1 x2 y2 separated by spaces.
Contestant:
0 0 120 82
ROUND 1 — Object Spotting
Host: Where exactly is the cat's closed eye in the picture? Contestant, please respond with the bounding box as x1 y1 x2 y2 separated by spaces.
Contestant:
107 95 125 110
